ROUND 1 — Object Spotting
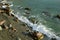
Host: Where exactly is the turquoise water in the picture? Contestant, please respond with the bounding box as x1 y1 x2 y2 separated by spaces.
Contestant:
13 0 60 37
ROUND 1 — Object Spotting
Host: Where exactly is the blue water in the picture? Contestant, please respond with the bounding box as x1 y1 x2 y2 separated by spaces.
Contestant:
13 0 60 37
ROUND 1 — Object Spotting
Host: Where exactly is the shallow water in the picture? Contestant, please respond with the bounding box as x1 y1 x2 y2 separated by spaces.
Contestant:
12 0 60 39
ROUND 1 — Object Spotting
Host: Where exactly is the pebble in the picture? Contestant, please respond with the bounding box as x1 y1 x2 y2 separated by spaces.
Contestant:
0 26 2 30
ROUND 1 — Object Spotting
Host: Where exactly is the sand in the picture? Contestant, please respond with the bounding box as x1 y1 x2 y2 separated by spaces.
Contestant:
0 13 32 40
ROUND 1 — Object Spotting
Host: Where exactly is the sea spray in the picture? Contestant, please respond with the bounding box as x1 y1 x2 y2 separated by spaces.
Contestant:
11 13 60 40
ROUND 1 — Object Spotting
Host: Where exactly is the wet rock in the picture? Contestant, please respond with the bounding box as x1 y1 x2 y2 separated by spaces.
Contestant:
54 15 60 19
21 23 27 26
17 6 23 10
42 11 48 14
28 17 38 24
36 32 44 40
11 14 14 17
51 37 57 40
42 11 51 17
25 12 30 15
24 7 31 11
1 24 7 29
24 30 44 40
13 17 19 22
23 7 31 17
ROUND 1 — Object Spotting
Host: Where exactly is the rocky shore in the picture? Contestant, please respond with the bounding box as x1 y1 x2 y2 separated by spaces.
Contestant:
0 13 33 40
0 0 48 40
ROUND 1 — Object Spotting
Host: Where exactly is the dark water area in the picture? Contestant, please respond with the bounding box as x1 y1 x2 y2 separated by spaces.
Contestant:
13 0 60 37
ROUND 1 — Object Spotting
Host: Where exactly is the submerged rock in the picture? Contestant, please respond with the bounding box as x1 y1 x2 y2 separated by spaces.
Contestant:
24 7 31 11
54 15 60 19
41 11 51 17
51 37 57 40
28 17 38 24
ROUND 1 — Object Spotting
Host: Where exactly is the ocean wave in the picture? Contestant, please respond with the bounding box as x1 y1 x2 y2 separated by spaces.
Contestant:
11 12 60 40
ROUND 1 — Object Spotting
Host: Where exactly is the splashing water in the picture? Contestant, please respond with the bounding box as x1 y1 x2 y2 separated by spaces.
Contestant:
12 12 60 40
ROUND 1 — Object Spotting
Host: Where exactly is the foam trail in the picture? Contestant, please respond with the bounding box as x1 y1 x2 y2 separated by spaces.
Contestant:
11 13 60 40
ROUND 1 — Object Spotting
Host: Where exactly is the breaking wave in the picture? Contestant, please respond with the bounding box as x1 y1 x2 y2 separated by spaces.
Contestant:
12 12 60 40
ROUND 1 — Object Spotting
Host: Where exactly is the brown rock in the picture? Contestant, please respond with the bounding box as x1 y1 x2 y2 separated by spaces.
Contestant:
0 20 6 25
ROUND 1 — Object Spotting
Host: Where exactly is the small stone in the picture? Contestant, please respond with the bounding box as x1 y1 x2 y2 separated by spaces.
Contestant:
16 37 21 40
24 8 31 11
0 26 2 30
0 20 6 25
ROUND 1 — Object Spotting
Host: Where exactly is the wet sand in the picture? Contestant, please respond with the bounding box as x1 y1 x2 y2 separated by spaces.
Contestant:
0 13 32 40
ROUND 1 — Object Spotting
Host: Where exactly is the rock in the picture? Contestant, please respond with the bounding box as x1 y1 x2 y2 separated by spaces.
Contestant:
24 7 31 11
0 26 2 30
9 23 12 27
10 34 15 38
55 15 60 19
36 32 44 40
9 26 17 32
28 17 38 24
13 17 19 22
0 20 6 25
51 37 57 40
1 24 5 29
4 25 8 29
42 11 51 17
16 37 21 40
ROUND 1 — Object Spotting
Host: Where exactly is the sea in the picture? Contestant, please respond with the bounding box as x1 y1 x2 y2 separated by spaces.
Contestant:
11 0 60 40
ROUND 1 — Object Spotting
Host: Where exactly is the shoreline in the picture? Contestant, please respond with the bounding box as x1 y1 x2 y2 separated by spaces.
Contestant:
11 12 60 40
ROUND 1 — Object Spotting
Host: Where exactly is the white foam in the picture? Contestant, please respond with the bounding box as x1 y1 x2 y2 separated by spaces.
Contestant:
11 13 60 40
